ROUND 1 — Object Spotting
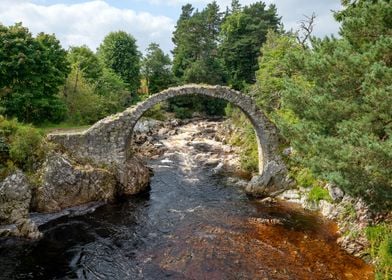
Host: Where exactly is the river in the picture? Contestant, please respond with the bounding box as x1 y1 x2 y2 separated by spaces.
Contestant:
0 120 374 279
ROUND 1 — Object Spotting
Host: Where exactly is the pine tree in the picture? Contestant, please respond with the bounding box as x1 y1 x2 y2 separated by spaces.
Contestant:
219 2 281 89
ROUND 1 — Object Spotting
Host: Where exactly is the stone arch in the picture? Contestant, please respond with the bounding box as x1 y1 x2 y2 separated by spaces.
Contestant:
125 84 277 174
48 84 286 195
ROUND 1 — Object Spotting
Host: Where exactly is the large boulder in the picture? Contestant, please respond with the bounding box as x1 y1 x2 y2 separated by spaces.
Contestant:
34 153 116 212
245 160 290 197
0 170 32 224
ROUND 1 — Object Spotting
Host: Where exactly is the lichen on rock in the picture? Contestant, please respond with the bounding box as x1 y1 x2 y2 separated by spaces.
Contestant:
0 170 32 224
34 152 117 213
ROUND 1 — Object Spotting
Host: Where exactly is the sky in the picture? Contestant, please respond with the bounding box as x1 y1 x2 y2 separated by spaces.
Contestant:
0 0 342 54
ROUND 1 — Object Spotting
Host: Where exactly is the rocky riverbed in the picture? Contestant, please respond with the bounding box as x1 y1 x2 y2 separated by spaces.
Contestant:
0 117 380 279
0 117 375 279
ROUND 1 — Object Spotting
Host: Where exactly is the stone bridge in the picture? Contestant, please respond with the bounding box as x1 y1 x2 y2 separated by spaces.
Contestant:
49 84 288 196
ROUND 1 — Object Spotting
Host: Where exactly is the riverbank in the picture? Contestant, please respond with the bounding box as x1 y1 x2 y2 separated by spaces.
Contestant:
133 118 387 261
0 117 387 278
0 117 374 279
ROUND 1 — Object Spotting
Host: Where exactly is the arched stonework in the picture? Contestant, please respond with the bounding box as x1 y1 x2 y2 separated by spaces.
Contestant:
49 84 287 196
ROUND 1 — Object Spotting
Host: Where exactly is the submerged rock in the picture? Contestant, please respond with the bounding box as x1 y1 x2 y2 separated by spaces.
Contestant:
15 218 42 240
0 170 32 224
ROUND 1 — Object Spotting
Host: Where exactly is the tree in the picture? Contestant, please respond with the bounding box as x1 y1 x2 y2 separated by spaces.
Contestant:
230 0 241 13
142 43 175 94
0 23 69 123
172 1 226 84
61 68 103 124
219 2 281 89
172 4 195 79
171 1 227 117
67 45 103 83
252 0 392 207
98 31 141 95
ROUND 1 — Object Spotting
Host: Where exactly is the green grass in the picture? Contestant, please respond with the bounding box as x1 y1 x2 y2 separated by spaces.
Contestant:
366 224 392 280
37 122 91 135
296 168 318 188
307 185 332 203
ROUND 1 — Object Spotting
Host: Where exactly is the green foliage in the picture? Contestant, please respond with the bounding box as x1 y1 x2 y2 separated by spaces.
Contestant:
307 186 332 203
142 43 175 94
9 126 43 170
62 45 132 125
172 106 193 119
143 103 167 121
95 67 132 113
335 0 392 50
98 31 141 95
0 116 45 176
254 31 304 115
366 224 392 280
227 109 259 173
172 2 226 84
295 168 318 188
247 1 392 208
169 95 227 118
61 68 104 124
220 2 281 89
0 23 70 123
67 45 103 82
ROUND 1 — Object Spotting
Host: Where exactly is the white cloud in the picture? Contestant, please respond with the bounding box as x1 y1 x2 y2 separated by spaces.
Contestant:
0 0 175 53
0 0 342 55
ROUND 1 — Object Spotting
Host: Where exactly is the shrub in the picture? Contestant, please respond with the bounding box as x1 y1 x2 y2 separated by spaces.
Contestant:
0 116 45 176
173 106 193 119
366 224 392 280
9 126 44 170
307 186 332 203
143 103 167 121
295 168 318 188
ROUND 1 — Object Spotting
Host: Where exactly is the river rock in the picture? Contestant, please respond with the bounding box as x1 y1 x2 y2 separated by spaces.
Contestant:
15 218 42 239
34 153 116 212
282 147 293 156
245 161 289 197
0 170 32 224
213 162 225 174
337 235 369 257
134 119 162 134
327 183 345 202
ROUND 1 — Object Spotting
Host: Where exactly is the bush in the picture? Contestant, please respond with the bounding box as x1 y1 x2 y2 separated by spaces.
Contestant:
9 126 44 170
61 68 104 124
168 95 227 118
307 186 332 203
295 168 318 188
366 224 392 280
143 103 167 121
173 106 193 119
0 116 45 176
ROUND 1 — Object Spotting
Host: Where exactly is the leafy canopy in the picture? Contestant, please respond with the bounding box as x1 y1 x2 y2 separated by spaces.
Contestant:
0 23 70 123
98 31 141 95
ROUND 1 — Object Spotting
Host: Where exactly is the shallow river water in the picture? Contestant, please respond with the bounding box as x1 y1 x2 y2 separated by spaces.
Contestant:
0 121 374 279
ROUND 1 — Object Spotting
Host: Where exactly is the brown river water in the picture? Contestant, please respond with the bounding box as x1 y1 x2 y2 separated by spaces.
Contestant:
0 120 374 279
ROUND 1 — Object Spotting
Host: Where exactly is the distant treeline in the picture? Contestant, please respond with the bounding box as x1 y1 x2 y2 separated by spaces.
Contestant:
0 0 281 124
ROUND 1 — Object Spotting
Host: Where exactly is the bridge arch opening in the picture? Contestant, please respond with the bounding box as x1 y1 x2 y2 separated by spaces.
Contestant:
124 85 277 175
48 84 285 195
